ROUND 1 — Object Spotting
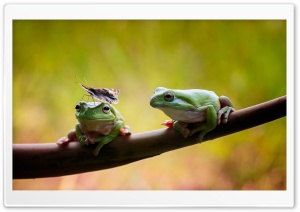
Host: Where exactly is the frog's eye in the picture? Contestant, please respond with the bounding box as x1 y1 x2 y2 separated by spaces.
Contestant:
164 92 174 102
75 104 81 112
102 105 110 114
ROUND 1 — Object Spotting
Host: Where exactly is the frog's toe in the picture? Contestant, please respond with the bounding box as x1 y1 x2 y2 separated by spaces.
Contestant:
56 137 70 145
195 129 209 143
222 117 228 124
120 127 131 136
197 134 206 143
161 120 173 128
195 136 203 143
217 106 235 124
93 143 105 156
217 111 224 125
217 118 221 125
93 149 100 156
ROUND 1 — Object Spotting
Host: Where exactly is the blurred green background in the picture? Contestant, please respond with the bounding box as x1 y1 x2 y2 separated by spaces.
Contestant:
13 20 286 190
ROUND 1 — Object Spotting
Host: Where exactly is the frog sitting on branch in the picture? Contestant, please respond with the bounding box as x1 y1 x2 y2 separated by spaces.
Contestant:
57 86 131 156
150 87 235 143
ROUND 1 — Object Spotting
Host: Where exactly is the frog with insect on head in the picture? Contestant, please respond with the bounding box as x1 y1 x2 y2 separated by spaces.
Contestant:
57 101 131 156
150 87 235 142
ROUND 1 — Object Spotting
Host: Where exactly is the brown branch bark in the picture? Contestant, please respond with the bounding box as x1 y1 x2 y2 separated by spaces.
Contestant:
13 96 286 179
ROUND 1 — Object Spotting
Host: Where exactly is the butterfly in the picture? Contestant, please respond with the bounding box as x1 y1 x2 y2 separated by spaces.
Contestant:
78 83 120 104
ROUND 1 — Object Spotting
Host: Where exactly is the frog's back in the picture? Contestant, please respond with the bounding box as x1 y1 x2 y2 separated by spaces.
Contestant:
176 89 220 109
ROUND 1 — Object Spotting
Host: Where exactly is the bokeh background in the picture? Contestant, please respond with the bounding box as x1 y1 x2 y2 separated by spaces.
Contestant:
13 20 286 190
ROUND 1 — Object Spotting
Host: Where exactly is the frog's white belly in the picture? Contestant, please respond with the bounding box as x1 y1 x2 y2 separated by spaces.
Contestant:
78 119 115 135
161 108 206 123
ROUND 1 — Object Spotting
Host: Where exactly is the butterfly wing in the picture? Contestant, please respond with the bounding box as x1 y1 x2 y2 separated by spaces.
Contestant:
79 84 120 104
79 84 94 96
107 89 120 104
95 88 120 104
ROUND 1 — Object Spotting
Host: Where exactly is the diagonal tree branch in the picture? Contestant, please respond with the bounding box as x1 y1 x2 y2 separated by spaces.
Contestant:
13 96 286 179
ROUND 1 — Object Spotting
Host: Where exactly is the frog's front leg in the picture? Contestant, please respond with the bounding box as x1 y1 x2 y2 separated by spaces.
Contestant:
189 105 218 143
163 106 218 143
92 121 125 156
218 96 235 124
75 122 89 145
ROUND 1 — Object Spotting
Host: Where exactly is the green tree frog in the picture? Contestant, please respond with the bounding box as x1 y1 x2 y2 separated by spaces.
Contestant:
57 101 131 156
150 87 235 142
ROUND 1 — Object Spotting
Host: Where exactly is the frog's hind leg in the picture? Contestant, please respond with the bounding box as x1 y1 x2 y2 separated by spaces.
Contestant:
93 138 115 156
189 123 213 143
217 106 235 124
188 122 207 142
93 142 105 156
93 121 125 156
218 96 235 124
190 105 218 143
173 121 190 138
219 96 234 107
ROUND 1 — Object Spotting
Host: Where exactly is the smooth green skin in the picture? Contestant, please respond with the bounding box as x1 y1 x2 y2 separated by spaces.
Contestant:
75 101 129 156
150 87 235 142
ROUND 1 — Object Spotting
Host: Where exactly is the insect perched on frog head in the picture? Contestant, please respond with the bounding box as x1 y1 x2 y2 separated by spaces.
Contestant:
75 76 120 104
79 83 120 104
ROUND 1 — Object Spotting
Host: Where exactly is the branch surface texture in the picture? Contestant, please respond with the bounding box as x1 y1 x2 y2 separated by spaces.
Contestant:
13 96 286 179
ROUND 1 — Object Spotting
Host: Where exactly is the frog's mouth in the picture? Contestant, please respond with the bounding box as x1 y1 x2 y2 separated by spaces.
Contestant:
78 118 116 135
77 118 114 122
150 99 188 109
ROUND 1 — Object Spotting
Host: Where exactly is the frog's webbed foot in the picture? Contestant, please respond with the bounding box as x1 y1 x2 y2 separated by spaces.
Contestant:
217 106 235 125
57 137 70 145
120 125 132 136
56 129 77 145
218 96 235 125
